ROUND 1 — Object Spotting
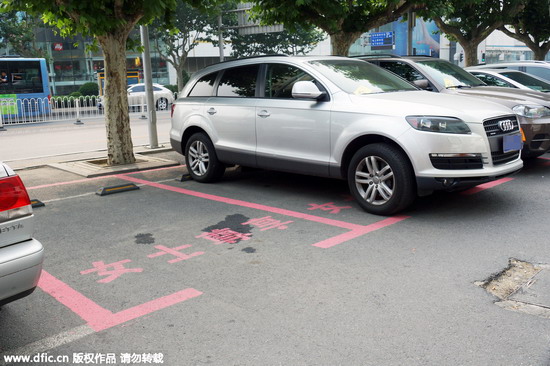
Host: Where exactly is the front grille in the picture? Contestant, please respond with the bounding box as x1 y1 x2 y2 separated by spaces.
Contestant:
483 116 520 137
492 151 520 165
430 156 483 170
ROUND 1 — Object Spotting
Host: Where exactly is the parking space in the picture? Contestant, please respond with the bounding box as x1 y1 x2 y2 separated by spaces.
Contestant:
2 152 550 365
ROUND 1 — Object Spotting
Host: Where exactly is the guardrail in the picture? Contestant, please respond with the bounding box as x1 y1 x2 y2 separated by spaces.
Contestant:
0 95 169 125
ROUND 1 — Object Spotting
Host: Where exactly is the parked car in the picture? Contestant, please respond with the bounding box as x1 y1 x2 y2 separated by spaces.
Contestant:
466 68 550 92
468 61 550 83
98 83 174 111
361 55 550 158
0 162 44 307
171 55 522 215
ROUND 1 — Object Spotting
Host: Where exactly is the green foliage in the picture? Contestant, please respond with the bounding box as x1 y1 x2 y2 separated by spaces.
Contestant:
230 26 326 58
499 0 550 60
69 91 82 98
163 84 178 93
78 82 99 96
0 11 48 58
249 0 418 55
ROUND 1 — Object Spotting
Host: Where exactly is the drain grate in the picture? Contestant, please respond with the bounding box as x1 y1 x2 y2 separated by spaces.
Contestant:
477 258 550 319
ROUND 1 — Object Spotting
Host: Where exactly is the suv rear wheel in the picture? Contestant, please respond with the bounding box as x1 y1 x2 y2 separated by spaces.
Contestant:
185 133 225 182
348 143 415 215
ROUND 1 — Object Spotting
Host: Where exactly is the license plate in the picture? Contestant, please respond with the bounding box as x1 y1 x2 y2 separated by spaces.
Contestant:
503 133 523 153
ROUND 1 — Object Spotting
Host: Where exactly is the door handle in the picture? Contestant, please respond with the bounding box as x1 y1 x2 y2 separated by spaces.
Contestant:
257 110 270 118
207 107 217 115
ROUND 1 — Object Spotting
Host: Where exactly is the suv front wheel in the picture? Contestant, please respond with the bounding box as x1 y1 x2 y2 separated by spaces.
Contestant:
347 143 415 215
185 133 225 182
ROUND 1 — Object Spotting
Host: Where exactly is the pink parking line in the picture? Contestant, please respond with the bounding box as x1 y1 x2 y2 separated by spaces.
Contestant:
119 175 408 248
26 165 183 190
312 216 409 249
38 270 202 332
460 177 514 196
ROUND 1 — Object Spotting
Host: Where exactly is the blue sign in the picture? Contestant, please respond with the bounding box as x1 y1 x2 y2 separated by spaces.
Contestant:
370 32 394 50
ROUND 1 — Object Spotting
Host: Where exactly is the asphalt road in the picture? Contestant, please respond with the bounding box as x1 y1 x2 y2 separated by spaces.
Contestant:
1 149 550 366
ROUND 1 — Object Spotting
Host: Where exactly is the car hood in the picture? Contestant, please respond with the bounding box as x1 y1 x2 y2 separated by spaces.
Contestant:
348 90 514 123
445 86 550 108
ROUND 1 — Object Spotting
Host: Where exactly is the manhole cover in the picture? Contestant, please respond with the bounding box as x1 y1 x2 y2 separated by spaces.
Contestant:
477 258 550 319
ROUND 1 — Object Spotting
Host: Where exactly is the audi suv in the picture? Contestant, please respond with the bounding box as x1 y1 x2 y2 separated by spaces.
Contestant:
171 56 522 215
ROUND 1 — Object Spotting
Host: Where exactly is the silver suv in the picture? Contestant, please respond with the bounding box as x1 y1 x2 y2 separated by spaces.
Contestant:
171 56 522 215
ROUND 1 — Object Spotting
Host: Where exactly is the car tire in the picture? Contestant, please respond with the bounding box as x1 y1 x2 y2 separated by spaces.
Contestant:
156 97 168 110
347 143 416 215
185 133 225 183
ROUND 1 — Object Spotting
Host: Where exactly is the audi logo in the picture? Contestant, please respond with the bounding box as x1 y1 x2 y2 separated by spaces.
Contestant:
498 119 515 132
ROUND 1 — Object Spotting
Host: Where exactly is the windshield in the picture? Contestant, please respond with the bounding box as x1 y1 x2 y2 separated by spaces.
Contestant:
307 59 418 95
416 60 485 88
501 71 550 92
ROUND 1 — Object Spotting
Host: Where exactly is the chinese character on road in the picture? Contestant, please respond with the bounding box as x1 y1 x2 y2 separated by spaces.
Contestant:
242 216 293 231
307 202 352 214
148 244 204 264
80 259 143 283
196 228 252 244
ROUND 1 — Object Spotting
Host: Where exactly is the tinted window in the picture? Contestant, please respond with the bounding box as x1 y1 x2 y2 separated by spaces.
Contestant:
153 86 162 91
130 85 145 92
188 72 218 97
416 60 484 88
525 66 550 82
217 65 259 97
501 71 550 92
472 73 513 88
379 61 424 82
0 60 43 94
265 64 315 98
308 59 417 94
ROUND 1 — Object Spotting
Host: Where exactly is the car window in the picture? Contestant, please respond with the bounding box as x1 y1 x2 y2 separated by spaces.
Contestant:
188 72 218 97
265 64 316 98
472 73 513 88
415 60 485 88
130 85 145 93
153 86 162 91
379 61 424 82
217 65 260 98
525 66 550 82
307 59 417 94
501 71 550 92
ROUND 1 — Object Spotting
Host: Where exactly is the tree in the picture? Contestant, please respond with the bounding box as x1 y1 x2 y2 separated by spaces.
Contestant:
150 2 215 92
418 0 524 66
0 11 47 58
1 0 180 166
230 26 326 58
250 0 418 56
498 0 550 61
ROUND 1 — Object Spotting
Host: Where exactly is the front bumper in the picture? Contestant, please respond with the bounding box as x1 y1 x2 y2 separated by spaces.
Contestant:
520 118 550 156
0 238 44 306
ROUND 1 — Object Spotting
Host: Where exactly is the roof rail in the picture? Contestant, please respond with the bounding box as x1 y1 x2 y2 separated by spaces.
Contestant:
350 54 402 59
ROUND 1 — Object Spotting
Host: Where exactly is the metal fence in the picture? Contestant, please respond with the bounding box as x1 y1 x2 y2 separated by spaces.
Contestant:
0 95 171 126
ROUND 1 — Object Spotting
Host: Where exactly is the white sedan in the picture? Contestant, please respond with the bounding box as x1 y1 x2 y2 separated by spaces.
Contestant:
467 68 550 93
0 162 44 307
127 83 175 110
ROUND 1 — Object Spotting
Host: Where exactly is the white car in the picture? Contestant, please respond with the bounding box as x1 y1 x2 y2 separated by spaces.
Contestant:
467 69 550 93
171 56 523 215
0 162 44 306
98 83 175 111
127 83 174 110
468 61 550 83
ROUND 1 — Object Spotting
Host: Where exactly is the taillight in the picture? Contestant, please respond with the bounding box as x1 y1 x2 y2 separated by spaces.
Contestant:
0 175 32 223
171 103 176 118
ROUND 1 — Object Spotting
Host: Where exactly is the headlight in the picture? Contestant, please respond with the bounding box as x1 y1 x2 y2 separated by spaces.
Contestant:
405 116 471 134
512 104 550 119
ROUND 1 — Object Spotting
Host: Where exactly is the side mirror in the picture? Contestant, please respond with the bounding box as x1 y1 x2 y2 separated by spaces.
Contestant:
413 79 431 90
292 81 326 100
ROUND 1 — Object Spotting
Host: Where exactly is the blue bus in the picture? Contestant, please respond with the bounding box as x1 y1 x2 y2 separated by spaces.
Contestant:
0 58 51 122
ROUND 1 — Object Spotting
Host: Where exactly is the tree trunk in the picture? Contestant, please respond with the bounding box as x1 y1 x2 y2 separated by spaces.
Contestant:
330 31 362 56
532 45 550 61
176 52 188 92
461 41 481 67
98 33 136 166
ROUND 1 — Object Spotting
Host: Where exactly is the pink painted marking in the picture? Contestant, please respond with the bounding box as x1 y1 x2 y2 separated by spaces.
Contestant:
243 216 293 231
460 177 514 196
148 244 205 263
80 259 143 283
26 165 183 190
312 215 410 248
38 270 202 332
119 175 409 249
119 175 363 231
